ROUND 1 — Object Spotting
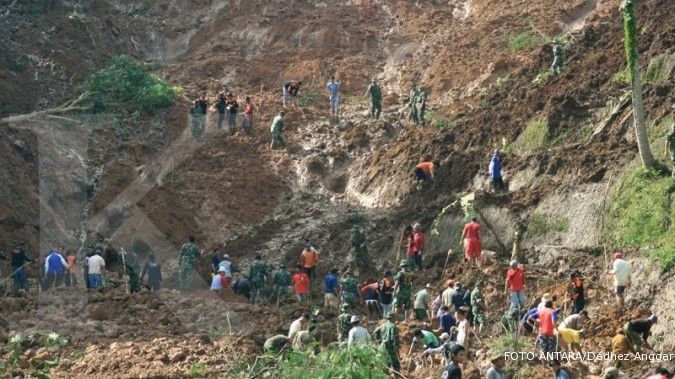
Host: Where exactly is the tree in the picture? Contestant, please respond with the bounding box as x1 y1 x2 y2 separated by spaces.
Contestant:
620 0 656 168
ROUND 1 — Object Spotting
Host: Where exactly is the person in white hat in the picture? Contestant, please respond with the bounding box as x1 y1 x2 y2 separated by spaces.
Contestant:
210 268 230 292
347 315 372 346
413 283 433 321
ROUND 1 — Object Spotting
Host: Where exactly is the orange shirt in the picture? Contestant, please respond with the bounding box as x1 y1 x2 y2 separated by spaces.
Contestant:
66 255 77 274
292 272 310 294
300 248 319 268
463 222 481 240
416 162 435 175
538 308 556 335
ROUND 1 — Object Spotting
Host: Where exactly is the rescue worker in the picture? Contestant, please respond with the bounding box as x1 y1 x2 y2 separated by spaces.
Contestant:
569 270 585 314
9 241 34 292
366 78 382 119
505 260 526 311
270 111 286 149
44 248 69 290
410 223 425 270
347 315 372 346
558 310 588 354
191 94 208 130
216 91 227 129
393 263 413 320
299 242 320 280
140 253 162 292
667 123 675 177
373 313 401 372
232 272 252 300
217 254 238 282
379 270 395 318
336 303 352 342
414 160 440 186
624 315 658 352
416 89 427 126
470 281 487 335
351 225 369 271
407 84 420 124
323 268 340 309
551 39 565 75
340 270 360 309
242 96 255 133
326 75 340 116
282 80 302 107
64 250 77 287
264 334 289 354
610 252 631 308
413 283 433 321
178 235 201 291
249 254 270 303
462 217 482 266
119 248 141 294
489 149 505 191
225 93 239 133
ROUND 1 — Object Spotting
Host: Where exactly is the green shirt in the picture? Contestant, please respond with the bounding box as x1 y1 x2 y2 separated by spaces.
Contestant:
271 115 284 134
367 83 382 101
414 289 429 310
420 330 439 346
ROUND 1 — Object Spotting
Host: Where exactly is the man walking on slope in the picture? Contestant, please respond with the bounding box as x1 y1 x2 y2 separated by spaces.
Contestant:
270 111 286 149
609 252 631 308
366 78 382 119
8 241 35 292
462 217 482 267
44 248 69 290
178 235 201 291
414 160 440 188
374 313 401 373
249 255 270 303
326 75 340 116
410 223 425 270
271 264 292 304
505 260 526 311
300 242 320 280
489 149 505 191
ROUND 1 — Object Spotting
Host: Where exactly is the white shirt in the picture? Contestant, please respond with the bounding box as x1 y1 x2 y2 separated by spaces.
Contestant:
456 319 469 346
218 260 232 278
441 287 455 307
612 259 631 286
210 275 223 291
288 319 305 342
347 325 372 346
87 254 106 274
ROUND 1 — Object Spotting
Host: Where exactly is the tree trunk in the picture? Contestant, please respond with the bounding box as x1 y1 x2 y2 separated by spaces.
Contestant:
621 0 656 168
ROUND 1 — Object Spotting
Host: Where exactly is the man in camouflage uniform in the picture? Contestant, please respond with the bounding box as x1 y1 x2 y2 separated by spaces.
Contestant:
471 281 487 335
340 271 360 309
666 123 675 177
366 78 382 119
551 40 565 75
248 254 269 303
336 303 352 342
393 263 413 321
119 248 141 294
374 313 401 372
178 235 201 291
416 89 427 126
270 111 286 149
351 225 370 272
407 85 420 125
271 263 291 304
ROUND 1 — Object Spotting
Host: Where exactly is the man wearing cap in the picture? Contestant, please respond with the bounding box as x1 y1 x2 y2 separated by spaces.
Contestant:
210 268 230 292
336 303 353 342
441 279 456 308
409 223 425 271
347 315 372 346
413 283 433 321
558 310 589 354
270 110 286 149
471 281 487 335
505 260 526 311
624 315 658 352
373 313 401 372
394 263 413 320
450 281 467 312
610 252 631 308
486 352 506 379
423 332 456 364
217 253 237 281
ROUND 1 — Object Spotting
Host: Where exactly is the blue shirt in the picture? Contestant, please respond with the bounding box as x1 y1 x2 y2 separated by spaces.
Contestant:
555 368 571 379
489 155 502 179
324 274 338 294
326 82 340 97
439 313 457 334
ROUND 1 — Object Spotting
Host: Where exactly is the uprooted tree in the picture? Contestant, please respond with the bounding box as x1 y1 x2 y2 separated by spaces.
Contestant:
1 55 180 124
620 0 656 169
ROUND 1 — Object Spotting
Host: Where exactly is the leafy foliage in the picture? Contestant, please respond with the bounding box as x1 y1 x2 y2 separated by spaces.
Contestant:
86 55 180 115
296 90 324 109
532 69 553 85
278 345 390 379
508 32 546 52
513 118 549 153
527 214 569 236
426 109 456 130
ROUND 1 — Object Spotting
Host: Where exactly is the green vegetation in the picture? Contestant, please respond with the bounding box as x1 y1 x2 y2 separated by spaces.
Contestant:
345 213 366 225
278 345 389 378
297 90 323 109
527 213 569 236
513 118 549 153
532 68 554 85
86 55 181 115
611 69 631 85
0 332 67 378
648 116 675 161
643 54 672 85
507 32 546 52
68 11 87 22
189 362 206 378
605 166 674 270
426 109 456 130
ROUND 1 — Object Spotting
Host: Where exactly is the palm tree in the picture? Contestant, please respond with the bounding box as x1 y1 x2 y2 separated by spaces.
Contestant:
620 0 656 168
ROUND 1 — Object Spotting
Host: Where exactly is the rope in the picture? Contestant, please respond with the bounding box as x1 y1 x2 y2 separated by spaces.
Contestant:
0 261 33 286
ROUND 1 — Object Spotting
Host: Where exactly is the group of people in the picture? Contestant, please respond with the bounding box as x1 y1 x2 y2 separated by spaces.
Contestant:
190 91 255 134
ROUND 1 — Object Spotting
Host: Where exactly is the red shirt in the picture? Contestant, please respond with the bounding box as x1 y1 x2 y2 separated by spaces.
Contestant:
463 222 481 240
244 103 254 116
292 272 310 294
412 231 425 253
538 307 556 335
506 267 525 291
220 274 230 288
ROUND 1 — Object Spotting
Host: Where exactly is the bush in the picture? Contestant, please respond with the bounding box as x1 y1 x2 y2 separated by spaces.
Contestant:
86 55 180 115
508 32 546 52
278 345 390 379
532 69 553 85
426 109 456 130
513 118 549 152
297 90 323 109
605 167 674 270
527 213 569 236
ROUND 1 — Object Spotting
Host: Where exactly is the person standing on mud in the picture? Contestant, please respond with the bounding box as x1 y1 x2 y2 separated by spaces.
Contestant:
416 88 427 126
326 75 340 117
407 84 420 125
9 241 35 292
535 300 558 357
351 225 369 272
191 94 208 130
271 264 292 304
64 251 77 287
270 111 286 149
462 217 482 267
373 313 401 373
379 270 395 318
216 91 227 129
568 270 585 314
323 268 339 309
87 249 106 290
505 260 526 311
119 248 141 294
609 252 631 308
249 254 270 303
140 253 162 292
366 78 382 119
410 223 425 270
489 149 505 191
551 39 565 75
299 242 320 280
340 270 360 309
226 93 239 133
44 248 69 290
178 235 201 291
393 263 413 320
242 97 255 133
666 123 675 177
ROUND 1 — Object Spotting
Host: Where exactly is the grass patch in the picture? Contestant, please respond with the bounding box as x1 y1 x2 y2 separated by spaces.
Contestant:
345 213 366 225
87 55 181 115
532 69 554 85
296 90 323 109
508 32 546 52
527 213 569 236
648 116 675 162
279 345 389 378
189 362 206 378
605 166 674 270
67 11 87 22
512 118 549 153
426 109 455 130
643 54 672 85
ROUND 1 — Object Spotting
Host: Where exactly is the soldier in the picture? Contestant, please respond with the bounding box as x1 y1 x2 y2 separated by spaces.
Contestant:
141 253 162 292
366 78 382 119
271 264 292 304
416 89 427 126
340 270 360 309
249 254 270 303
470 281 487 335
551 39 565 75
336 303 352 342
393 262 413 321
407 85 420 125
666 123 675 178
119 248 141 294
270 111 286 149
264 334 289 354
178 235 201 291
191 94 208 130
351 225 370 271
374 313 401 373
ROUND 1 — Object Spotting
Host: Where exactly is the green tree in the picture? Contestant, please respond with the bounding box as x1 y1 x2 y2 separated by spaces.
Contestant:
620 0 656 168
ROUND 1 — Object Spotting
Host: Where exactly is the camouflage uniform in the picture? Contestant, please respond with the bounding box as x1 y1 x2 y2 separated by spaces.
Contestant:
336 308 352 342
470 286 487 326
249 259 269 303
551 41 565 75
393 268 413 312
119 249 141 294
264 334 289 354
271 266 292 303
408 88 420 124
341 276 359 309
667 125 675 177
374 317 401 372
351 226 370 271
416 90 427 126
367 81 382 119
178 242 201 291
270 114 285 149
